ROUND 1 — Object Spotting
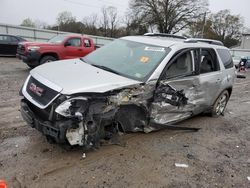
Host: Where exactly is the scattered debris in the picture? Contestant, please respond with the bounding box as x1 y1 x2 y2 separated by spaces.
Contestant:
187 154 195 160
32 175 38 181
82 153 86 159
236 146 239 148
175 163 189 168
15 144 18 148
224 154 230 158
247 177 250 181
41 148 50 153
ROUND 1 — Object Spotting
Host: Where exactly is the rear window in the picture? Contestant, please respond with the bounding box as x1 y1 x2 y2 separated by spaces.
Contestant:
217 49 234 69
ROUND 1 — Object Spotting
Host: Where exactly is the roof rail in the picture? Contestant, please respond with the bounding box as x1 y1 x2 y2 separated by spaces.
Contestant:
144 33 187 40
185 38 224 46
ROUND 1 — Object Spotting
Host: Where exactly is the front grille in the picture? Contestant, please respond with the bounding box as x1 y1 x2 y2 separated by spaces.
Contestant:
17 44 25 54
26 76 59 107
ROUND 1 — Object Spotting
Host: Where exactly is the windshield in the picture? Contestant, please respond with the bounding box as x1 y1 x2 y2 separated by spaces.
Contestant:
82 39 170 81
48 35 67 44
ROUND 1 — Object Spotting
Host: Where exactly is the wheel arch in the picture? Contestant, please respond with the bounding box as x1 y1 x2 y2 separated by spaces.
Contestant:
40 52 59 61
114 104 149 132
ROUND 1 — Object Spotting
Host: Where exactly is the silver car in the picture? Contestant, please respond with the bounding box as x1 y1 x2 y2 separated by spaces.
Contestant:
20 34 236 148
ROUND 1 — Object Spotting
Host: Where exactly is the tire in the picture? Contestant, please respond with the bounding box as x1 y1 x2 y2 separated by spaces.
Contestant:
210 90 229 117
40 56 57 65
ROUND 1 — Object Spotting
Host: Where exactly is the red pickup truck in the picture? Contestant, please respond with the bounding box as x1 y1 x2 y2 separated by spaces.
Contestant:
17 34 96 68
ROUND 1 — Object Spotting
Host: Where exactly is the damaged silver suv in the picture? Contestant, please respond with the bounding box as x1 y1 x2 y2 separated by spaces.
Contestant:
20 33 236 148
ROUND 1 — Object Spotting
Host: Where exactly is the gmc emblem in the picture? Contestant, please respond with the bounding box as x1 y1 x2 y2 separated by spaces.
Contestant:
29 83 44 97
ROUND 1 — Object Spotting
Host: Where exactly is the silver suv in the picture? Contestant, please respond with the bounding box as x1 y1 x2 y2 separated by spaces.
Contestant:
20 34 236 148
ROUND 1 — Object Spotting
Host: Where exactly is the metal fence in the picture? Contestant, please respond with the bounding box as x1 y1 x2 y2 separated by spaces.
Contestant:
230 49 250 59
0 23 114 46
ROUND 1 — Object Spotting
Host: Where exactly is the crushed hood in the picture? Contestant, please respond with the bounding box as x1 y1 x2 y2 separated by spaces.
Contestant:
30 59 141 95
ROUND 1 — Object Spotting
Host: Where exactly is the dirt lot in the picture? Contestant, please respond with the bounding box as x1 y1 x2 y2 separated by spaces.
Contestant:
0 57 249 188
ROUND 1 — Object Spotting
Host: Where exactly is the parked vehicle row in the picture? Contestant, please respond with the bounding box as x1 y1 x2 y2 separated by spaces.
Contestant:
0 34 27 56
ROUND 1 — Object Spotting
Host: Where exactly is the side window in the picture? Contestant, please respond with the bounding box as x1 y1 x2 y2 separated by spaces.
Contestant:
0 35 11 43
200 49 220 74
11 36 18 42
67 38 81 47
217 49 234 69
84 39 91 47
164 51 194 78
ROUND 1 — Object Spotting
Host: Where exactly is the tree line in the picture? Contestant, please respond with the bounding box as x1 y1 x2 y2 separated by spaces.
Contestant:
20 0 244 47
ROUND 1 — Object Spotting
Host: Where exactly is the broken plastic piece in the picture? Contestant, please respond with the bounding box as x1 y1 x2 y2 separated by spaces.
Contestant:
82 153 86 159
247 176 250 181
150 122 200 132
175 163 189 168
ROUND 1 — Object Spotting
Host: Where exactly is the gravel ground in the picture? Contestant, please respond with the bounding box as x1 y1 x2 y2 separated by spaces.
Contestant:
0 57 249 188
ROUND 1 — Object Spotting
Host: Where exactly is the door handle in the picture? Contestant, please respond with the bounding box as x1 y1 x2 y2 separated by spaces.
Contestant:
78 49 83 51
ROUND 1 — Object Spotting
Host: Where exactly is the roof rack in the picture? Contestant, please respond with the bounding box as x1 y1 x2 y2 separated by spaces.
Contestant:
144 33 187 40
184 38 224 46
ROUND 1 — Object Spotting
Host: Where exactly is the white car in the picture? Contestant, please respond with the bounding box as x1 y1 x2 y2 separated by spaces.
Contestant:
20 33 236 148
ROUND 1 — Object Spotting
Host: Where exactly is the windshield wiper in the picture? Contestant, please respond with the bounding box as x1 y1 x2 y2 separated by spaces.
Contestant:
90 64 122 75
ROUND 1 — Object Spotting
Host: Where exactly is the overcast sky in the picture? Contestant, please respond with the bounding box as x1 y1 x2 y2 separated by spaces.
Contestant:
0 0 250 28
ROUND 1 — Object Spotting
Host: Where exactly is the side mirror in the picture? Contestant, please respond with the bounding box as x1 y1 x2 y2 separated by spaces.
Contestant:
64 41 71 47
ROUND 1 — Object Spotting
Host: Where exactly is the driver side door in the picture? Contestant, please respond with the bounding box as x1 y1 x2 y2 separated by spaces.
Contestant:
63 37 83 59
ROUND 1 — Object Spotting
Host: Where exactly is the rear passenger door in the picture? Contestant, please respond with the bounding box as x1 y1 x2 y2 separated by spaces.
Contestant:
198 48 223 107
82 38 94 56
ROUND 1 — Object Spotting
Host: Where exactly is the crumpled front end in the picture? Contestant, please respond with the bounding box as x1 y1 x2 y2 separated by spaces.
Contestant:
20 74 204 149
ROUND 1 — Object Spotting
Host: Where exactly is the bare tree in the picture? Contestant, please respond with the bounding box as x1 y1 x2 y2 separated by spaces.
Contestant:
20 18 35 28
101 7 109 37
129 0 208 34
210 10 243 43
56 11 76 30
34 19 48 29
107 6 118 37
82 14 99 35
100 6 119 37
188 9 244 47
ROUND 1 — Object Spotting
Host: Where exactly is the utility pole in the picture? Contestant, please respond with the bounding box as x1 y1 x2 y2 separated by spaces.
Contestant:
201 12 207 38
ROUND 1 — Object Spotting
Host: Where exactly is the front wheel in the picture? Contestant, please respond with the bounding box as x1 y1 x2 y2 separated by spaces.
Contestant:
40 56 57 65
211 90 229 117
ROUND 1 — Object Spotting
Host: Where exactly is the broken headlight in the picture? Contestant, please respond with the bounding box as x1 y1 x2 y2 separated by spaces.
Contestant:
55 97 88 118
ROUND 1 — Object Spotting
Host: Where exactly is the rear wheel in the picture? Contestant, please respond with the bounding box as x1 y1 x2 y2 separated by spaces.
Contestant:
211 90 229 117
40 56 57 65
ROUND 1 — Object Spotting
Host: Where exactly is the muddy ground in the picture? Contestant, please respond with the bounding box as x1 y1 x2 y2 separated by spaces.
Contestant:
0 57 249 188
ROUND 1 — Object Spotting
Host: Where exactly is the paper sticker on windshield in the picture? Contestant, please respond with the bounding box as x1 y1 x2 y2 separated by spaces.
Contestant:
140 56 150 63
144 47 165 52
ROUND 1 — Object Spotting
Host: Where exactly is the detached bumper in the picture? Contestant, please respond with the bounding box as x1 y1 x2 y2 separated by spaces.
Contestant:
20 99 70 143
16 51 41 66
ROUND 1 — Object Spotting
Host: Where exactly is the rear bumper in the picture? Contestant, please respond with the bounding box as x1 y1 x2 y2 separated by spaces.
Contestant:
20 99 71 143
16 51 41 66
